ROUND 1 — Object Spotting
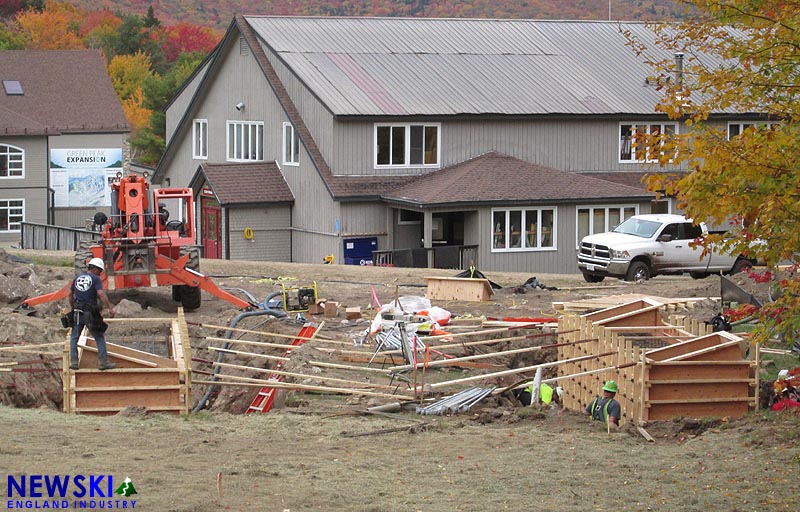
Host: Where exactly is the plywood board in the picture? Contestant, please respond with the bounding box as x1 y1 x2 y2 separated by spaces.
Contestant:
425 277 493 302
647 401 750 421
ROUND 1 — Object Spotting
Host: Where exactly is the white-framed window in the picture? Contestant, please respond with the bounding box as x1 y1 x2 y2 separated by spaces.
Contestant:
226 121 263 162
0 144 24 178
576 206 638 245
0 199 24 232
375 123 440 168
193 119 208 159
727 121 779 139
282 122 299 166
398 209 422 225
619 122 677 163
492 207 556 251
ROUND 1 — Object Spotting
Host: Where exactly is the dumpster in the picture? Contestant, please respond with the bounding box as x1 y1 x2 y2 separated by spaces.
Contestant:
343 237 377 265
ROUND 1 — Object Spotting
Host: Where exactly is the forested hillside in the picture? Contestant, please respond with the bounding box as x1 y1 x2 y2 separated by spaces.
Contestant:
57 0 685 30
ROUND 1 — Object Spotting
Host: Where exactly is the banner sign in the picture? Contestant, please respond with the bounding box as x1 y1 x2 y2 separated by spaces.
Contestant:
50 149 123 207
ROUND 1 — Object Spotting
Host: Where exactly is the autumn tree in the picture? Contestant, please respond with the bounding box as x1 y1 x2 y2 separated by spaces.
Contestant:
131 51 206 164
14 0 83 49
160 22 219 63
107 51 153 100
631 0 800 344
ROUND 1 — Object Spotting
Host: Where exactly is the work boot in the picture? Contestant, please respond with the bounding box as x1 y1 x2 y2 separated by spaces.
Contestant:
98 361 117 371
69 362 79 371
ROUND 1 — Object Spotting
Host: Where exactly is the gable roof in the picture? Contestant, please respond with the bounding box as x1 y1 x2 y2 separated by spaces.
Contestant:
382 152 654 208
580 170 689 191
243 17 702 117
0 50 129 135
189 162 294 206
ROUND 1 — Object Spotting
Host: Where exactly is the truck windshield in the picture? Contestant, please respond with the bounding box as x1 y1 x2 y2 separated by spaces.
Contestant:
612 218 661 238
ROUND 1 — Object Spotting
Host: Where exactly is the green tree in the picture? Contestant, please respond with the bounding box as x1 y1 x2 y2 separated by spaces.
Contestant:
630 0 800 345
131 51 205 164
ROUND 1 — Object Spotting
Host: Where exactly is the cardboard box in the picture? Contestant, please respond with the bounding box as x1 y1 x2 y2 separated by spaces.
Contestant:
324 301 339 318
345 307 362 320
307 301 325 315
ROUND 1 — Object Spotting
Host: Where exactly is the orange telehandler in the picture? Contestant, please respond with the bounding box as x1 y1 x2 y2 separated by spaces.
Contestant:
16 173 255 313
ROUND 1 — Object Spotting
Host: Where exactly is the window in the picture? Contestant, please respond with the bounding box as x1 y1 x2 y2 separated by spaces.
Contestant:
193 119 208 159
226 121 263 162
0 144 24 178
492 207 556 251
3 80 23 95
399 209 422 224
375 123 440 168
576 206 637 244
619 123 677 163
283 122 299 166
728 122 779 139
0 199 24 232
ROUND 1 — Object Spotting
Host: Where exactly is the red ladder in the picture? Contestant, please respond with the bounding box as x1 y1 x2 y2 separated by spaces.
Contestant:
245 323 318 414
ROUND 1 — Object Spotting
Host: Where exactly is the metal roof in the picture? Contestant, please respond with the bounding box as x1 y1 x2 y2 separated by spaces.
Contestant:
244 17 695 117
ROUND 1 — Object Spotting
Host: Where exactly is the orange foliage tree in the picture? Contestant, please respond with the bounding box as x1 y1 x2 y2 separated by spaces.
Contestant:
14 0 84 49
629 0 800 345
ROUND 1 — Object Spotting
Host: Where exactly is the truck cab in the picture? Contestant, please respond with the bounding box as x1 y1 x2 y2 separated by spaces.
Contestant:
577 214 753 282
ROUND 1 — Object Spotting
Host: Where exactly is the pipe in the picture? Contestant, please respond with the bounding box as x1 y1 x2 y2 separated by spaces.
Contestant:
191 290 286 413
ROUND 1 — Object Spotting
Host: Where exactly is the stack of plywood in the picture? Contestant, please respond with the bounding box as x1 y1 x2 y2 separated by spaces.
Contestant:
62 310 192 416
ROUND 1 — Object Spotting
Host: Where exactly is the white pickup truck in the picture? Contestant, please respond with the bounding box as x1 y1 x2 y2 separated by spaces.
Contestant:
576 214 755 282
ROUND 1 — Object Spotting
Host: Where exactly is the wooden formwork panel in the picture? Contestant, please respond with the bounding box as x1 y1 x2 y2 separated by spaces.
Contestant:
425 277 493 302
75 370 179 388
75 388 181 409
648 381 752 401
646 333 737 361
64 311 191 415
646 401 751 421
648 362 751 381
582 299 662 323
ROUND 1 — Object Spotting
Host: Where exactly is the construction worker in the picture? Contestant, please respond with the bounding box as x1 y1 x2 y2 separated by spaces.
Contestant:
586 380 621 426
68 258 116 371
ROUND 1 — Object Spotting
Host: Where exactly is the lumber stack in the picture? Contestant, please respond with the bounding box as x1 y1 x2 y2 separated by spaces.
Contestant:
556 299 757 425
62 309 192 416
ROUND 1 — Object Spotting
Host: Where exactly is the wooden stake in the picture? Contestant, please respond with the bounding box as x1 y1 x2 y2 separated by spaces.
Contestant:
428 351 615 390
196 375 414 400
211 361 397 390
0 342 63 351
308 361 392 374
192 323 351 346
207 346 289 362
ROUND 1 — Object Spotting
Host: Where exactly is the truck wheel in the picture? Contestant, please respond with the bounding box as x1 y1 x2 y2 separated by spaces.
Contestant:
730 258 753 275
180 246 200 272
625 261 650 282
582 272 605 283
179 285 201 311
690 272 710 279
172 285 181 302
74 240 94 274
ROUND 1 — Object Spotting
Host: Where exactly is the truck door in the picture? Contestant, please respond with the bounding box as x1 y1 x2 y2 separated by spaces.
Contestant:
658 222 705 272
651 222 685 272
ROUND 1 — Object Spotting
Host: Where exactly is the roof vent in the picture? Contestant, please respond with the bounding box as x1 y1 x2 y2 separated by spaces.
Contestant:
3 80 23 95
674 53 684 85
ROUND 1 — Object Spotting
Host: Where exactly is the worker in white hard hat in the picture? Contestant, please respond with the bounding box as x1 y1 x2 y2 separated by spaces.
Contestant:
67 257 116 370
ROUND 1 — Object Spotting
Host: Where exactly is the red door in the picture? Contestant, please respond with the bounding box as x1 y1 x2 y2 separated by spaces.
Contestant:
201 197 221 259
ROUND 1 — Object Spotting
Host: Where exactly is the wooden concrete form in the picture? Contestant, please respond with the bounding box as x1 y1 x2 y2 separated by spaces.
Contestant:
425 277 493 302
62 309 192 416
557 300 757 425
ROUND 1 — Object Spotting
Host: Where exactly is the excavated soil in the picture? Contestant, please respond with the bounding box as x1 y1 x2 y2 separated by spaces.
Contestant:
1 249 798 511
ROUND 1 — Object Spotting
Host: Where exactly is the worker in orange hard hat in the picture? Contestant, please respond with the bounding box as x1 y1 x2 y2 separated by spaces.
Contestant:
586 380 621 426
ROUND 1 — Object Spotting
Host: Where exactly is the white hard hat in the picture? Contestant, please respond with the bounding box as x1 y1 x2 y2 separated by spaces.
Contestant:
88 257 105 270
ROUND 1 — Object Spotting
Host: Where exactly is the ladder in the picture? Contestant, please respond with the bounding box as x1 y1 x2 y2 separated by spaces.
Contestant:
245 323 318 414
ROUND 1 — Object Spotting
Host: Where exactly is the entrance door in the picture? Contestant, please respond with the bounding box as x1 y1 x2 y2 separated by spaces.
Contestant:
201 197 221 259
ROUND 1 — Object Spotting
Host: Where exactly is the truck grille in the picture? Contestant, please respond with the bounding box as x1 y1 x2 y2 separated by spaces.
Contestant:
578 242 611 263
